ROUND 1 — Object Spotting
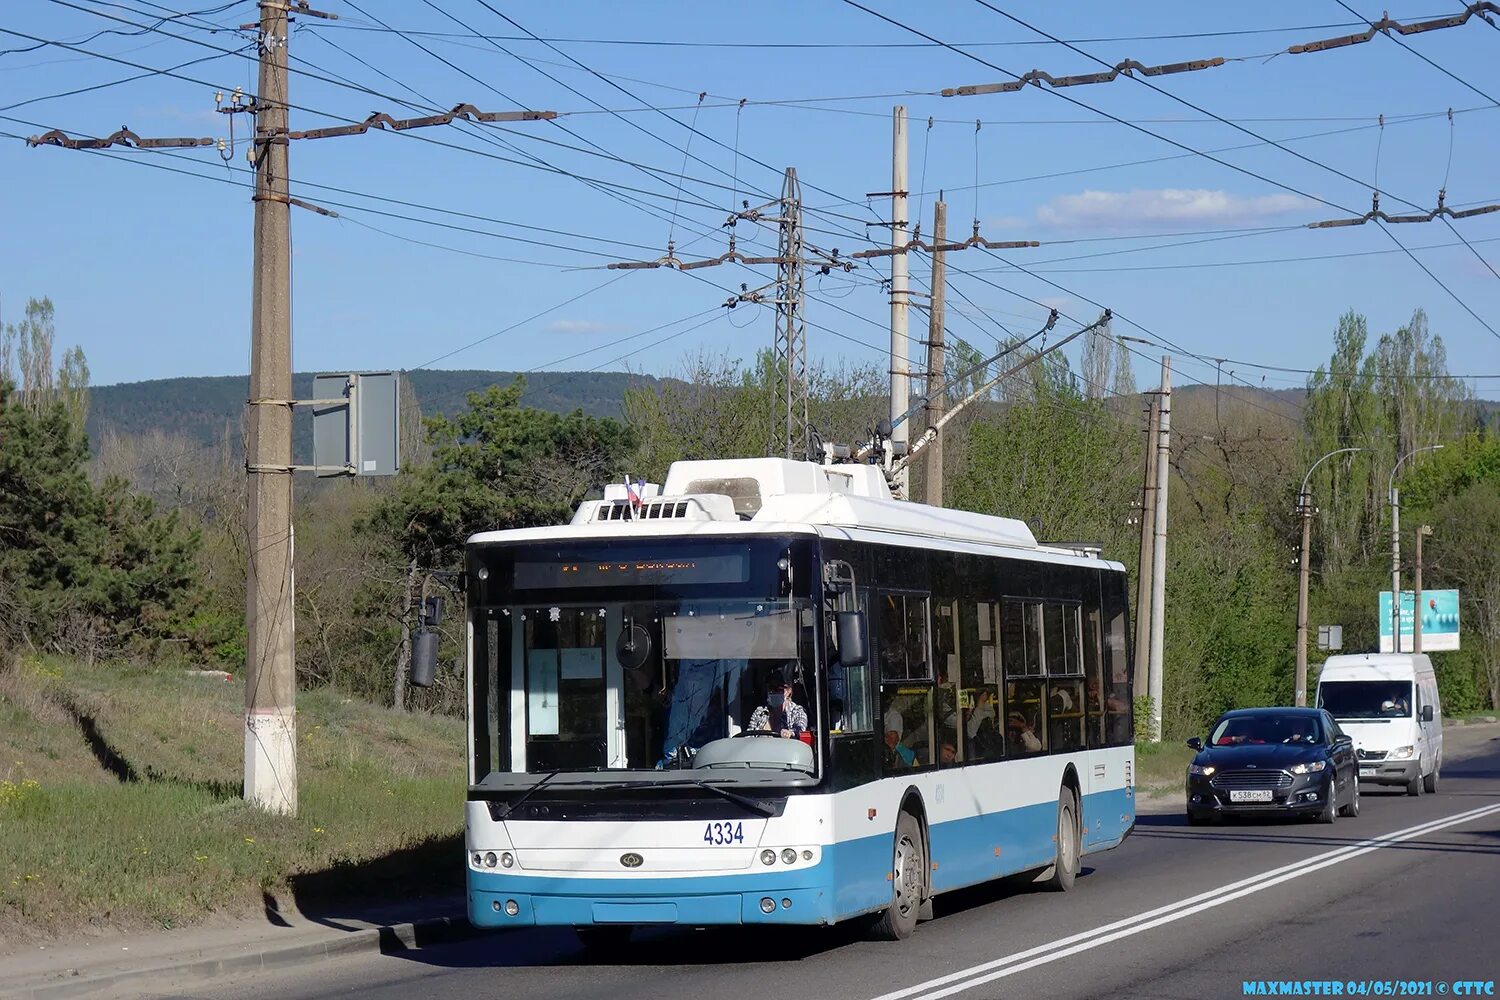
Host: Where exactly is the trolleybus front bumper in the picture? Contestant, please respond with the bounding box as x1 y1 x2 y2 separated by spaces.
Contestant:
469 868 836 928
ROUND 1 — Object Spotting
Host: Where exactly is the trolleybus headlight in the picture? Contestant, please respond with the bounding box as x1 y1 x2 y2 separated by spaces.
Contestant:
781 848 797 865
472 852 483 867
504 899 520 917
760 897 776 913
500 852 515 868
483 851 498 868
801 850 813 861
760 849 777 866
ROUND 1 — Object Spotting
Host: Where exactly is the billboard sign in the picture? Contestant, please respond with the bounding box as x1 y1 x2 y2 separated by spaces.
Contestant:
1379 590 1460 653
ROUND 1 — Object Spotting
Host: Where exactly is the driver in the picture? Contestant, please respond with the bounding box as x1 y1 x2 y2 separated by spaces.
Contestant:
748 667 808 739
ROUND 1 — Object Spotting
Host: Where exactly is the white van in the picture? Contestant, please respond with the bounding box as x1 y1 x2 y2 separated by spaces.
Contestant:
1315 653 1442 795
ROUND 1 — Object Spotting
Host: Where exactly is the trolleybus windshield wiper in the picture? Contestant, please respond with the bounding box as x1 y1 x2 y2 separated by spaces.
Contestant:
686 779 777 817
593 777 777 817
496 767 601 819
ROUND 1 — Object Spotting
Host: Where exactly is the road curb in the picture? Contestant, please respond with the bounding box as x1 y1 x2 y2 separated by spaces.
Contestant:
2 913 484 1000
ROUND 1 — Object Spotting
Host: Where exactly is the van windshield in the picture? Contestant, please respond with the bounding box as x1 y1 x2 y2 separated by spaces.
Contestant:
1318 681 1412 720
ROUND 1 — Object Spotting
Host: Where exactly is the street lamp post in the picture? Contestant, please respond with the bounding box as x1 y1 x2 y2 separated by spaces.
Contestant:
1296 447 1363 706
1388 445 1444 653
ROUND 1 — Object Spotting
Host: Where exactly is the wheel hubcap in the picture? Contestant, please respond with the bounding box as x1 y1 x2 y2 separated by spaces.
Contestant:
1059 811 1073 870
894 835 920 916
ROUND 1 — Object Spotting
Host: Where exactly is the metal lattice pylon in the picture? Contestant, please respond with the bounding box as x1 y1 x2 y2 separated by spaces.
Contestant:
770 167 809 459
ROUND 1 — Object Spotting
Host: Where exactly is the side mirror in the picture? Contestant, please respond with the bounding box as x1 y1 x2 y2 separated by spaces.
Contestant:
1421 704 1434 722
1185 737 1203 752
410 629 438 688
835 610 868 668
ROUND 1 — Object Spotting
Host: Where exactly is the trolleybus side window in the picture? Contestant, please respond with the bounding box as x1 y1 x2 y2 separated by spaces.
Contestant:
1103 576 1133 746
933 599 960 767
1082 602 1107 748
877 592 930 682
1000 600 1045 677
959 599 1003 763
1002 598 1046 756
877 591 933 770
1047 605 1085 752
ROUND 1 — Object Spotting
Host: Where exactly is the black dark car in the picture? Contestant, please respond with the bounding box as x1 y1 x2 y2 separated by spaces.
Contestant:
1185 707 1359 825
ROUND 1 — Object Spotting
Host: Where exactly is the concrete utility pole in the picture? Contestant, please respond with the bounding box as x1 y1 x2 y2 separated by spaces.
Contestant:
888 105 911 497
923 200 947 507
1147 357 1171 743
1388 444 1443 654
244 0 297 815
1390 487 1401 653
1132 393 1160 697
1295 447 1363 706
1414 524 1432 654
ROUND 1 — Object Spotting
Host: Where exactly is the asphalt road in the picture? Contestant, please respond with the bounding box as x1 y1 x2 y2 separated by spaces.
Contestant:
172 733 1500 1000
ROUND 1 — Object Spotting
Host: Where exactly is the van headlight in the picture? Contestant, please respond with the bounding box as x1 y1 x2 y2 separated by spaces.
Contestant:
1387 745 1416 760
1289 760 1327 774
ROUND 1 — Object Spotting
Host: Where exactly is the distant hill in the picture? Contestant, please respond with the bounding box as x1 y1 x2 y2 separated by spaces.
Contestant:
85 369 663 457
82 369 1495 459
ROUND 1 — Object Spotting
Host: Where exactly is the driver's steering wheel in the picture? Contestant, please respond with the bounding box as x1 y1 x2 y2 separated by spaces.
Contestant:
733 730 782 738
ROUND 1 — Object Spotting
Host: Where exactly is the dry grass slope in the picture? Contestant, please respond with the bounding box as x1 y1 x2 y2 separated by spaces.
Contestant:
0 658 466 947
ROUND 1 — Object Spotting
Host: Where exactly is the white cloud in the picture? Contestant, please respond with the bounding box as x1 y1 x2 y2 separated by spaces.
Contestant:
1033 188 1308 230
545 319 619 334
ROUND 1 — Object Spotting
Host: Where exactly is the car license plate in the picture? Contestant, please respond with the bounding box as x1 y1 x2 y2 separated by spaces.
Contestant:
1359 766 1376 777
1229 789 1273 803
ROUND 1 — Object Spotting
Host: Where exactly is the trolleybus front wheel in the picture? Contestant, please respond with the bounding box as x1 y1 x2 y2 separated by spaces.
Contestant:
868 809 925 941
1038 787 1080 892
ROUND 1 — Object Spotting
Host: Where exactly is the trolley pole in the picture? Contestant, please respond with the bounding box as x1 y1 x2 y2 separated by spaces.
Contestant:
244 0 298 815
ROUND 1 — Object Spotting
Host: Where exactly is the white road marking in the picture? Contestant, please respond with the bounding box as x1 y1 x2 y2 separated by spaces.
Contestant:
873 801 1500 1000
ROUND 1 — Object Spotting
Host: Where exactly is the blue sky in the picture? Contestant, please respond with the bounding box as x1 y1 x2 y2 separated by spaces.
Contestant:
2 1 1497 396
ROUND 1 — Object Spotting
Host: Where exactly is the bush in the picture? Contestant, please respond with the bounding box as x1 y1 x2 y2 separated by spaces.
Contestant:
1133 696 1154 742
1433 648 1486 714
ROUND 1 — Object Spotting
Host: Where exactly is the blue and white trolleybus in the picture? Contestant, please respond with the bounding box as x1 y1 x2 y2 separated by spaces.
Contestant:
456 457 1136 945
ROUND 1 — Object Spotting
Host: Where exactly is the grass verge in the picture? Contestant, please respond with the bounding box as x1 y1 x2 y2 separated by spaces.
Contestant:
0 657 465 947
1134 740 1193 798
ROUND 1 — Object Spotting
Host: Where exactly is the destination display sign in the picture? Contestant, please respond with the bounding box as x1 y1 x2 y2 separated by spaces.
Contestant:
513 553 749 589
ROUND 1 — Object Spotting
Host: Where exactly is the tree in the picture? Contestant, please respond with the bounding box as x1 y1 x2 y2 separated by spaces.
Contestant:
950 362 1137 552
372 376 636 569
1304 309 1470 573
1427 483 1500 709
0 378 201 657
623 349 885 480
